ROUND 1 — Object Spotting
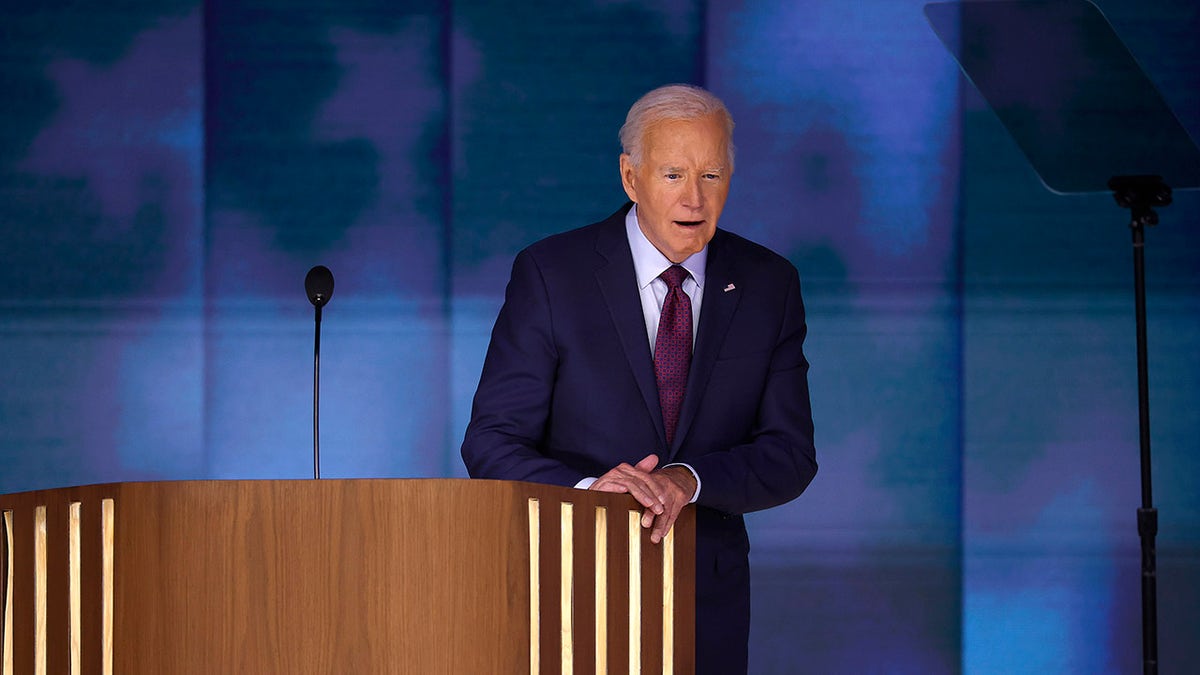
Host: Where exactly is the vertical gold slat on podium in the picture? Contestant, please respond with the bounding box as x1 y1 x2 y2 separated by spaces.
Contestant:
68 502 81 675
527 499 540 675
2 509 12 675
101 498 114 675
662 526 675 675
594 507 607 675
33 506 47 675
559 502 574 675
627 511 641 675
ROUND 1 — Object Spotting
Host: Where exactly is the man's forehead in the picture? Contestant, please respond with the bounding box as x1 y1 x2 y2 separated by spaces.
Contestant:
645 123 727 151
654 162 728 171
645 116 724 136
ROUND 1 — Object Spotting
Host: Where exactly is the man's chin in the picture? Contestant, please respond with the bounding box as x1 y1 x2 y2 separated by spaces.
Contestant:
665 236 715 262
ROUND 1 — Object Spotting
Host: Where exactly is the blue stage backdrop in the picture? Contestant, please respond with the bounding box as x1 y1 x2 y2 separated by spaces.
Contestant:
2 1 1196 672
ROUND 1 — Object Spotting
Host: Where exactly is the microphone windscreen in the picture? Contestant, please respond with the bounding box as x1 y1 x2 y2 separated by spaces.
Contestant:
305 265 335 307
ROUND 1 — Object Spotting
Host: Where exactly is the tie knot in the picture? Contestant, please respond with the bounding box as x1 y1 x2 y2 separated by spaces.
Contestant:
660 265 689 290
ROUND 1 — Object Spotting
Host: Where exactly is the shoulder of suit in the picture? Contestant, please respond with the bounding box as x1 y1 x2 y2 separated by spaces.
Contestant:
711 228 798 277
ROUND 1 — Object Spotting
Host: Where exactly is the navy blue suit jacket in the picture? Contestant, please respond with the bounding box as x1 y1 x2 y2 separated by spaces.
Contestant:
461 203 817 671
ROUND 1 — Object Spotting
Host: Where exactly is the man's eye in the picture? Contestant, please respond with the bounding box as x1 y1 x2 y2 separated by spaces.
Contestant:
665 173 681 180
704 173 720 180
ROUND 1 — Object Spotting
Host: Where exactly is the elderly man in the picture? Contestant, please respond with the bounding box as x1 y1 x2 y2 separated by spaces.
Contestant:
461 83 817 674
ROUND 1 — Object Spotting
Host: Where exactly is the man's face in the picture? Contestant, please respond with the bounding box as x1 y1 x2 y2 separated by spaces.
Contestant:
620 114 731 263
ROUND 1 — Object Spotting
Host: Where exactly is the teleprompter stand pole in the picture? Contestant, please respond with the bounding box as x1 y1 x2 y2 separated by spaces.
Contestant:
1108 174 1171 675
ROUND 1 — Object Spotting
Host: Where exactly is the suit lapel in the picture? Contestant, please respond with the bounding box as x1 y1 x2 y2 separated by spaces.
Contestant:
671 230 740 458
593 208 669 447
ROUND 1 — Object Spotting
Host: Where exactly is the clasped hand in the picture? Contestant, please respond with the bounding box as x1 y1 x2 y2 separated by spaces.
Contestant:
588 454 696 544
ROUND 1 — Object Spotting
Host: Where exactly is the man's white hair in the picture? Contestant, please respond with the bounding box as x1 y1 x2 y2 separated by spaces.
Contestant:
619 84 735 170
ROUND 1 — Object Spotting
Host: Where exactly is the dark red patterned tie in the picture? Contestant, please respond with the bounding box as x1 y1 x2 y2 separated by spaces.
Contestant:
655 265 692 446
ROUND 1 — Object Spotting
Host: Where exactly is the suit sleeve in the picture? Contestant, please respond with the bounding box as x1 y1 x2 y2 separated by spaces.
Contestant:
460 249 587 487
687 267 818 515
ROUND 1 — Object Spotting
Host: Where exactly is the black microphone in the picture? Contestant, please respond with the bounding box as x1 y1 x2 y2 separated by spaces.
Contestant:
305 265 335 308
305 265 334 479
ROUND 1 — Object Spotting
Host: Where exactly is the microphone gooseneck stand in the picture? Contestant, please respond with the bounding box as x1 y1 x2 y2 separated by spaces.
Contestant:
313 303 323 480
305 265 335 480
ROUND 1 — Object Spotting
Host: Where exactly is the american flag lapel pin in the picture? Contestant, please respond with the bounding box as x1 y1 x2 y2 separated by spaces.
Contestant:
724 283 736 292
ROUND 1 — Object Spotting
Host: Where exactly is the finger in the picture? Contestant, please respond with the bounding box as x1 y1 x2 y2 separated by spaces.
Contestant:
592 473 662 509
650 502 684 544
594 468 664 512
624 476 665 513
589 479 629 494
644 472 689 543
641 505 670 533
633 453 660 473
650 510 675 543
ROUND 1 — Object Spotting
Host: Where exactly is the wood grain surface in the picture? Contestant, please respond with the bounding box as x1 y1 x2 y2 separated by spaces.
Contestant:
0 479 695 674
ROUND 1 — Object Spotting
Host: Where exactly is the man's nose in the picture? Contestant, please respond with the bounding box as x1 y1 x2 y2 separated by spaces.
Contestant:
682 178 704 208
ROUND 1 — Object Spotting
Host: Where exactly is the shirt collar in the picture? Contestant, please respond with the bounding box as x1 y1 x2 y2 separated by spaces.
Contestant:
624 205 708 291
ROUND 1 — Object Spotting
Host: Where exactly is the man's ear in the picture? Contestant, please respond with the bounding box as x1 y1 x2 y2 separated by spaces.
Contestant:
619 153 638 203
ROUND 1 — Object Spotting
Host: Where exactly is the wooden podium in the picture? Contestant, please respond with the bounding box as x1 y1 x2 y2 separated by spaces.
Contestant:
0 479 695 674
